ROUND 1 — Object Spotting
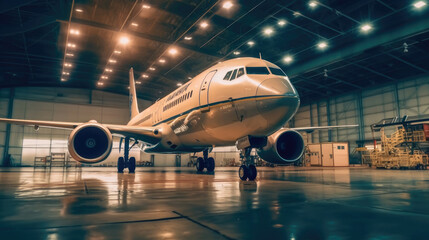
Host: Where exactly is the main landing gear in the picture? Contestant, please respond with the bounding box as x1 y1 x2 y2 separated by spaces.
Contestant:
196 149 215 173
118 137 137 173
238 147 257 181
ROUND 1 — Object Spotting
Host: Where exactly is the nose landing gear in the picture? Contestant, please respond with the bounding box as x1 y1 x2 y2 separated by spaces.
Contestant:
118 137 137 173
196 149 215 173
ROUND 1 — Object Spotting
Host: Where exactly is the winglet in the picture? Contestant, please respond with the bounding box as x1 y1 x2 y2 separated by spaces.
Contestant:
129 68 139 119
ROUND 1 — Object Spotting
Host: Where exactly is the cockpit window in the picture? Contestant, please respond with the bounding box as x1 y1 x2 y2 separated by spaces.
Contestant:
223 71 232 80
269 67 286 76
230 69 238 80
246 67 269 75
237 68 244 78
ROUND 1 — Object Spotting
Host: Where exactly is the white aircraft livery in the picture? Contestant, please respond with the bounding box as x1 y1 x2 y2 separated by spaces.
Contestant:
0 57 357 180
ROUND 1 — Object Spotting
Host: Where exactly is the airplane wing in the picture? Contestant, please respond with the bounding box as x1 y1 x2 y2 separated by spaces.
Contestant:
0 118 161 145
289 124 359 133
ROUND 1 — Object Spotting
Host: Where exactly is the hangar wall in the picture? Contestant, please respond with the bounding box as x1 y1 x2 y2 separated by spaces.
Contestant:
293 75 429 155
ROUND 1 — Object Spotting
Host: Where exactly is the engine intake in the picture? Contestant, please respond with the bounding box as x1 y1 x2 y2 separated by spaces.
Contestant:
68 123 113 163
257 129 304 164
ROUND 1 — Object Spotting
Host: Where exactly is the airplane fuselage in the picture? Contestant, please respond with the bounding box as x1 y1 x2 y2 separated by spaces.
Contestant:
127 57 300 153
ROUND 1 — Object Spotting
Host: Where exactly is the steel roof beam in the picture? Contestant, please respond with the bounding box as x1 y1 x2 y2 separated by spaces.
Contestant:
287 17 429 77
0 0 37 14
385 53 428 73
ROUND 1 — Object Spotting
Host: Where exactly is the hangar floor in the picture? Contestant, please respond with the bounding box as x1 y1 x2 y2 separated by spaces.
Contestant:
0 167 428 239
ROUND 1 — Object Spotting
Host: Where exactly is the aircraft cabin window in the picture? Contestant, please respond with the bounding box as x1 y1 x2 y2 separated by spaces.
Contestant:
237 68 244 78
224 71 232 80
246 67 269 75
230 69 238 80
269 67 287 76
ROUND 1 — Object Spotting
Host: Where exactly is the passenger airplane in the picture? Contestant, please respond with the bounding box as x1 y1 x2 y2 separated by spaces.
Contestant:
0 57 356 180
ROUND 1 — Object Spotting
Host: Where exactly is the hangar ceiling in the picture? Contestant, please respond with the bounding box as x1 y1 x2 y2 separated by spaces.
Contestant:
0 0 428 104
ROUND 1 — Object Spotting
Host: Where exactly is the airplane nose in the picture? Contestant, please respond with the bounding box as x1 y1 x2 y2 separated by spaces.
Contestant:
256 78 297 97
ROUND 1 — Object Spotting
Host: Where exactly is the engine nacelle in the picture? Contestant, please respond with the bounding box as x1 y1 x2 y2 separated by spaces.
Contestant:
68 122 113 163
257 129 304 164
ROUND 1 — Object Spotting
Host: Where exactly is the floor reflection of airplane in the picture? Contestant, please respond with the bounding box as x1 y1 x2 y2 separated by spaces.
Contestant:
0 57 356 180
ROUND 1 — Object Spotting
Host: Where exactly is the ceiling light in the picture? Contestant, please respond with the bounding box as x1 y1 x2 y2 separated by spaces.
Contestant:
317 41 328 50
309 1 318 8
200 21 209 28
413 1 427 8
159 59 166 63
188 77 192 80
247 41 255 46
278 20 287 26
360 23 373 33
223 1 233 9
293 11 301 17
69 29 80 35
101 76 108 79
149 67 156 71
233 51 240 55
119 36 130 45
184 36 192 40
66 53 74 56
97 82 104 86
114 50 121 54
61 78 66 82
263 27 274 36
63 72 69 75
177 83 183 86
67 43 76 48
136 81 142 84
142 74 149 78
283 55 293 64
105 68 113 72
131 22 138 27
142 4 151 9
64 63 72 67
75 9 83 12
109 59 117 63
169 48 178 55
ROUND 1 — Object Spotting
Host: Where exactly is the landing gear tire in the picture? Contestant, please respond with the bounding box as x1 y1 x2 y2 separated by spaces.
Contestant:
239 165 248 181
248 164 257 181
117 157 125 173
196 157 205 172
128 157 136 173
206 157 215 172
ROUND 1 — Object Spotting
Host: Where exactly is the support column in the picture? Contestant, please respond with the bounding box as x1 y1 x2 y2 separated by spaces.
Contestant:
356 91 365 146
326 99 332 142
2 88 15 166
393 83 400 117
309 104 314 143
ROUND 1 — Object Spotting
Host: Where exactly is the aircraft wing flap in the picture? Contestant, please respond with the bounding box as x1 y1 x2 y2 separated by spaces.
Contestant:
104 124 161 145
0 117 79 129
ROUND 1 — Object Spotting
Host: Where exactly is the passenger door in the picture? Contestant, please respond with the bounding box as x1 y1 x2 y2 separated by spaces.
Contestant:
199 70 217 109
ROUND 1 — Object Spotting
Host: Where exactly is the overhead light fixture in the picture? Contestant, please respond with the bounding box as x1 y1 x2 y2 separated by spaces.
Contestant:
101 76 108 79
293 11 301 17
114 50 121 54
223 1 233 9
159 59 166 63
177 83 183 86
142 74 149 78
309 1 318 8
169 48 178 55
317 41 328 50
136 81 142 84
283 55 293 64
263 27 274 36
62 72 70 75
67 43 76 48
278 20 287 26
109 59 117 63
61 78 66 82
233 51 240 55
188 77 192 80
97 82 104 86
323 69 328 78
105 68 113 72
200 21 209 28
66 53 74 56
360 23 373 33
413 1 427 8
75 9 83 12
149 67 156 71
119 36 130 45
184 36 192 40
247 41 255 46
64 63 72 67
69 29 80 35
142 4 151 9
131 22 138 27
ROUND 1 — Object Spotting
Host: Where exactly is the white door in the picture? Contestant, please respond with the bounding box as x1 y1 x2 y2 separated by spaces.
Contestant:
199 70 217 107
308 144 321 166
322 143 334 166
333 143 349 166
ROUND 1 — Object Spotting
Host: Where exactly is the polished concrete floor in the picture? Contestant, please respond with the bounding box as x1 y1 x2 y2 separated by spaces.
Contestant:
1 166 429 240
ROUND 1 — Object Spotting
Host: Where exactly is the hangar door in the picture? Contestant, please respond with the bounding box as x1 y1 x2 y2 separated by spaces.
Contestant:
199 70 217 108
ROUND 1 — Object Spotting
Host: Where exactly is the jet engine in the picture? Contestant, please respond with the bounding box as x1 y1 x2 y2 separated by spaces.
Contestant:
68 122 113 163
257 129 305 164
